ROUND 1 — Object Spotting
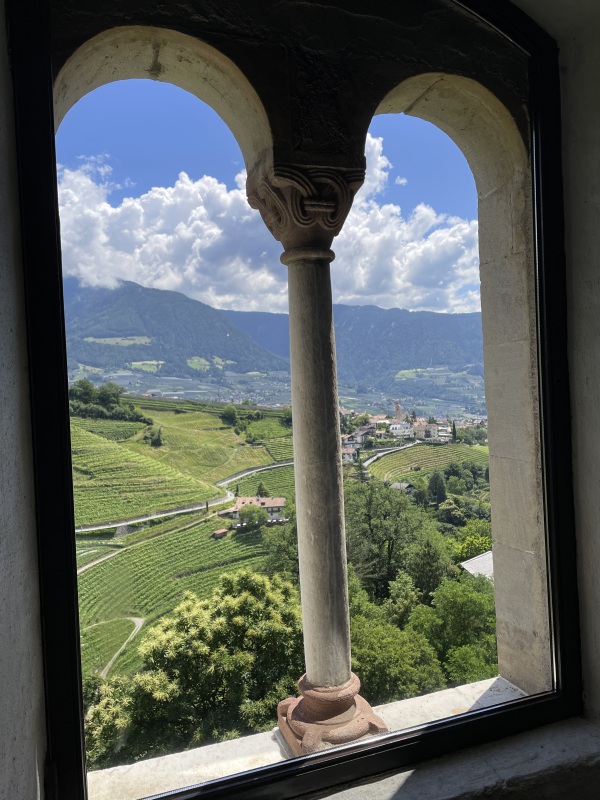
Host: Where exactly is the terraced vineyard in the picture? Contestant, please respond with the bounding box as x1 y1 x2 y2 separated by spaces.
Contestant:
369 444 489 483
71 425 218 526
122 409 273 484
71 418 147 442
235 464 296 501
246 416 291 440
80 618 135 676
77 515 267 675
264 437 294 461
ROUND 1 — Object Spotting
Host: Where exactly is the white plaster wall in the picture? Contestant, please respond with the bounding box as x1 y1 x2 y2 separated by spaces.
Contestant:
510 0 600 720
0 1 46 796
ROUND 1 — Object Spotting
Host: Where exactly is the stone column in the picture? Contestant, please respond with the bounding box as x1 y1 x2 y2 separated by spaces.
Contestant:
248 165 387 755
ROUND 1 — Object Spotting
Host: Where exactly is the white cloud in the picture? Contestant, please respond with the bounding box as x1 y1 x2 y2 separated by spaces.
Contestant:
57 134 480 314
395 176 408 186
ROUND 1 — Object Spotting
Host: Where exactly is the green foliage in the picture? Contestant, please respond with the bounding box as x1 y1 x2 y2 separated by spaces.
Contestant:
408 573 497 682
369 444 489 484
351 616 444 705
263 437 294 461
381 572 420 628
404 531 455 602
77 518 267 631
69 379 151 424
238 504 269 528
281 406 293 427
263 511 299 582
256 481 268 497
452 519 492 561
428 471 447 506
85 571 304 768
344 480 438 600
220 404 238 426
437 498 467 527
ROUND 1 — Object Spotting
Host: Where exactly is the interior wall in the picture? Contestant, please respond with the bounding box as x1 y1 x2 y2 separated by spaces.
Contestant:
508 0 600 720
0 0 46 796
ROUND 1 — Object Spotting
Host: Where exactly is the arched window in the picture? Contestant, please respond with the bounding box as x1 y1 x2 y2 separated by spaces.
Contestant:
7 2 578 799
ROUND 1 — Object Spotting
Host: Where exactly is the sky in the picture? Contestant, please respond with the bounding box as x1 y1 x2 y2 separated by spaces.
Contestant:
55 79 480 314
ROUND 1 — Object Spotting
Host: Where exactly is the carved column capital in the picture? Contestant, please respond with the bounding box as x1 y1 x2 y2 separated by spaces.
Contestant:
247 164 364 250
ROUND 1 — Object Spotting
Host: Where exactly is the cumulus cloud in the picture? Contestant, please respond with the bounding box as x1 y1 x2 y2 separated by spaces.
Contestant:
395 176 408 186
57 134 480 314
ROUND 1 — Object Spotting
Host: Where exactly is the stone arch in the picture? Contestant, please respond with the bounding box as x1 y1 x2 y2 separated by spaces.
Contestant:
373 74 549 695
53 26 273 178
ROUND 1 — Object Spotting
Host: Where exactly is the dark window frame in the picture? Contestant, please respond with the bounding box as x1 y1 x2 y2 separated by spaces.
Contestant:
6 1 580 798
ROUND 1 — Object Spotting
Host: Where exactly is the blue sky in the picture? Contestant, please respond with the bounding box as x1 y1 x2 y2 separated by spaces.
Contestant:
56 79 479 313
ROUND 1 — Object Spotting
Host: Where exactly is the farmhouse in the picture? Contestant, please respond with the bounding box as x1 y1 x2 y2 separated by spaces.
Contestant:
341 447 358 463
220 496 287 522
211 528 228 540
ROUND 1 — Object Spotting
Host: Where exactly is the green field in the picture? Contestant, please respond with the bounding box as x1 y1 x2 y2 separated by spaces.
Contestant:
122 408 273 484
83 336 151 346
235 464 296 501
71 425 218 526
77 514 268 676
246 416 291 440
80 618 136 676
369 444 489 483
71 417 147 442
263 437 294 461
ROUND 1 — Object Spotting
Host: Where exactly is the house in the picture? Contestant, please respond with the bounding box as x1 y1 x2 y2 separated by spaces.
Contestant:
220 496 287 522
389 421 413 438
344 424 376 446
341 447 358 463
390 482 415 495
3 2 600 800
211 528 228 540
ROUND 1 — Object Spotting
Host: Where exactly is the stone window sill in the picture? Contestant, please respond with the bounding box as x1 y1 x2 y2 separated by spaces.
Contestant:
87 677 527 800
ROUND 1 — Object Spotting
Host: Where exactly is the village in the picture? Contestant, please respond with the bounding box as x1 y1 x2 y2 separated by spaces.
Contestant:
340 401 487 463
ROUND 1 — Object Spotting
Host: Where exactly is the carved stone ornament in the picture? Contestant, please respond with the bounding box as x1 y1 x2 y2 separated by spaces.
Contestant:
277 672 388 757
247 164 365 250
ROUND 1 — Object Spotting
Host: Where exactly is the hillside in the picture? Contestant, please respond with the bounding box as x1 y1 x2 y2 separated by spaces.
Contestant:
225 304 483 389
63 278 289 376
64 279 483 389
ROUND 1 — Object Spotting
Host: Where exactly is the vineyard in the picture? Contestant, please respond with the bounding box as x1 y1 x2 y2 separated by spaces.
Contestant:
246 416 291 440
77 516 267 676
121 409 273 484
80 618 135 676
235 464 296 500
71 418 147 441
369 444 489 483
264 437 294 461
71 425 218 526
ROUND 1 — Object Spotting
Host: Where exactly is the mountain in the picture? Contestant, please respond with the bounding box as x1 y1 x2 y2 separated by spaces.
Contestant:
224 304 483 389
63 279 289 376
63 279 483 388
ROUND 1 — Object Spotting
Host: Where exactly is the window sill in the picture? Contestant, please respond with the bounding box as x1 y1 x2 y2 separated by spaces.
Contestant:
86 677 525 800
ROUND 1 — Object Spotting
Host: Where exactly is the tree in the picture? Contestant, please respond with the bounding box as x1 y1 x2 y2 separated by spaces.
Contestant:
85 571 304 768
256 481 268 497
68 378 97 405
150 427 163 447
97 381 124 408
238 504 268 528
264 507 298 581
408 573 497 682
405 530 454 602
344 480 437 600
351 616 444 705
428 471 447 506
382 572 420 628
452 420 457 442
220 404 238 426
281 406 293 427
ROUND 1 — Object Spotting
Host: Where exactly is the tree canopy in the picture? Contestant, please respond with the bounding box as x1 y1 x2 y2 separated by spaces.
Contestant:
85 571 304 768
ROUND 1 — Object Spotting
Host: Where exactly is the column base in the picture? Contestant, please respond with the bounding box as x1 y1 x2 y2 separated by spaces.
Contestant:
277 672 388 756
